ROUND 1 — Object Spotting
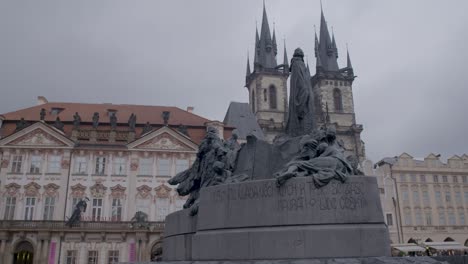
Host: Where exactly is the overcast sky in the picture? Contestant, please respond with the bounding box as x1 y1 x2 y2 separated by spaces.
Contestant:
1 0 467 162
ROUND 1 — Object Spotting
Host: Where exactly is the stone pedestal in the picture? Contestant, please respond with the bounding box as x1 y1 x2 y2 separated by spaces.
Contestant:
163 176 390 261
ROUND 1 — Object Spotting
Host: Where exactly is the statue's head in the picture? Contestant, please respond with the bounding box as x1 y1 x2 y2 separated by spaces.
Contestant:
293 48 304 58
300 136 318 151
325 127 336 142
207 127 218 137
231 129 239 140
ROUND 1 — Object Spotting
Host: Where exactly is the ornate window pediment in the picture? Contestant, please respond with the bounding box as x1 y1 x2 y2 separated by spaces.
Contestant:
155 184 171 198
136 185 153 199
24 182 41 197
43 183 60 197
90 182 107 198
70 183 87 198
4 183 21 197
110 184 126 199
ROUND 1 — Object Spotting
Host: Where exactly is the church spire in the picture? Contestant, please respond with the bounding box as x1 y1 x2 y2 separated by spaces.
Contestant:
254 0 277 69
346 46 352 69
317 4 339 71
272 25 278 56
246 52 251 76
283 39 289 73
254 26 260 67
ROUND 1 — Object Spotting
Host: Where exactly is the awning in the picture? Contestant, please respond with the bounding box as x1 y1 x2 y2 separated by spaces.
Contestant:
391 243 426 252
424 242 468 251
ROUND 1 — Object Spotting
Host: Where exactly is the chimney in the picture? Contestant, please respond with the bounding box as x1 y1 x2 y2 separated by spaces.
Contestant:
187 106 194 113
37 96 48 105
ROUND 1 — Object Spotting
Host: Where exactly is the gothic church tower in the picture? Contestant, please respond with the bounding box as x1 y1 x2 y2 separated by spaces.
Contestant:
311 7 365 161
245 3 289 142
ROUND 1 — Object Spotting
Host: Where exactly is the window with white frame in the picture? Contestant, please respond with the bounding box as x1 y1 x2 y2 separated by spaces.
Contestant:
139 158 153 175
111 198 122 221
24 197 36 220
95 156 106 175
445 191 451 202
29 155 42 174
158 159 171 176
422 191 430 205
415 211 423 226
156 198 170 221
459 212 465 225
413 190 420 204
92 198 103 221
66 250 77 264
455 191 462 203
425 212 432 225
47 155 61 173
11 155 23 173
465 191 468 203
386 213 393 226
448 212 456 225
435 191 442 204
463 176 467 183
87 250 98 264
402 190 409 201
404 211 412 225
108 250 119 264
439 211 446 225
4 197 16 220
74 156 88 174
113 157 126 175
43 196 55 220
175 159 189 174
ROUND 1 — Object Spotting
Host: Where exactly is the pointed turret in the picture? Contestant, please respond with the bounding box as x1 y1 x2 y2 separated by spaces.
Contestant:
317 6 339 71
347 48 352 69
254 1 277 69
306 59 311 76
314 30 319 58
246 54 251 76
283 40 289 73
254 27 260 67
331 31 338 58
272 27 278 56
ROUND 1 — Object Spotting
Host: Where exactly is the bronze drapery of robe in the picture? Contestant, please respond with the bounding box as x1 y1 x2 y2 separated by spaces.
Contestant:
285 49 316 137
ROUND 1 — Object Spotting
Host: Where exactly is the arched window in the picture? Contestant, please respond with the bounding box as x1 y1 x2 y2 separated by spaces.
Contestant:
252 90 256 113
333 88 343 112
444 237 455 242
269 85 277 109
263 89 267 102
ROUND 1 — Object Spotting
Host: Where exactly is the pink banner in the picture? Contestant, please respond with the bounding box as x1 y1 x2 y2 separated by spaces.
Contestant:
129 242 136 262
48 241 56 264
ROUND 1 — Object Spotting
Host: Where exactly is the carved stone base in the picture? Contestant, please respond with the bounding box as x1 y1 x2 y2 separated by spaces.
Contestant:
163 176 391 261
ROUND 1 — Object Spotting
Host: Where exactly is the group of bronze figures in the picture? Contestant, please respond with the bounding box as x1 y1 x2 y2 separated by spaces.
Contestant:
169 47 362 215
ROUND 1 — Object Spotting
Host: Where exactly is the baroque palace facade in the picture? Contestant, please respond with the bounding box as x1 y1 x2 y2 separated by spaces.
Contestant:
374 153 468 247
0 97 230 264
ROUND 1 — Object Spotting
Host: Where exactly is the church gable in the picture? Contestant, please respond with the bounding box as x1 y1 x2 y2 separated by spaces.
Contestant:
0 122 74 148
128 126 197 151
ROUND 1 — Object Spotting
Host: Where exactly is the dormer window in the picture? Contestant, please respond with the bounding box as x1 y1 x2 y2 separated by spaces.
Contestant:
50 108 64 115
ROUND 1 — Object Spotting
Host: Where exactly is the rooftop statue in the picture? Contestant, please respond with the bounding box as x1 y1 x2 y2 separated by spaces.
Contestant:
142 121 153 134
110 112 117 130
73 112 81 129
285 48 316 137
54 117 64 131
40 108 46 121
92 112 99 129
128 113 137 131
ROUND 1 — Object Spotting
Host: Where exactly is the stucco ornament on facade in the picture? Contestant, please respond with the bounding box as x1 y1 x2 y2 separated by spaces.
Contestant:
10 129 64 146
70 183 87 198
139 133 190 150
136 185 152 199
154 184 171 198
4 183 21 197
1 159 9 168
43 183 60 197
90 182 107 198
130 159 139 171
110 184 127 199
24 182 41 197
61 159 70 169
